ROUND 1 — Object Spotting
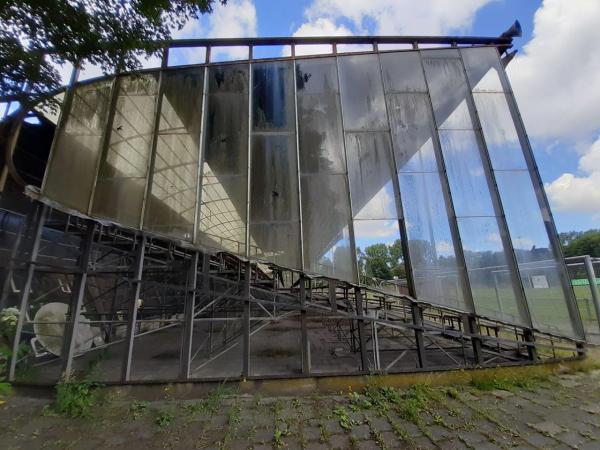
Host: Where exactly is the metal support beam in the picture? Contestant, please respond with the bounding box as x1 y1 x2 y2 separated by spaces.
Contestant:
61 221 96 374
242 260 251 377
462 314 482 365
411 303 426 369
180 251 199 379
354 287 368 372
583 255 600 334
121 236 146 382
299 277 310 375
328 279 337 313
523 328 537 361
9 203 48 381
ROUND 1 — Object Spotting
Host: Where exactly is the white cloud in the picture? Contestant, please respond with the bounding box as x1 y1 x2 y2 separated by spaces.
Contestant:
299 0 493 36
291 18 352 56
507 0 600 140
506 0 600 219
354 220 398 240
545 136 600 216
206 0 257 60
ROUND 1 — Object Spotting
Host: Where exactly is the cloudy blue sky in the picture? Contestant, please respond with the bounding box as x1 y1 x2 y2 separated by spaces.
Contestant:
76 0 600 234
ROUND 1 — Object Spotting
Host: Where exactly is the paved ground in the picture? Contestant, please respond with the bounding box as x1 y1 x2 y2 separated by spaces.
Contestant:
3 367 600 449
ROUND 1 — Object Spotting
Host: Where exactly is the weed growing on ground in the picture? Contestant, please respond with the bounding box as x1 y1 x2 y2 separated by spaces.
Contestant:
130 400 150 420
54 373 100 418
333 405 357 431
156 410 175 428
471 374 548 392
273 426 289 449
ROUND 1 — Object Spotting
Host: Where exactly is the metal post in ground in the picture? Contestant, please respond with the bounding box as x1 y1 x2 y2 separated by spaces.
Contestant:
121 236 146 382
411 303 426 369
61 221 96 374
9 203 48 381
242 260 251 377
354 287 368 372
583 255 600 334
180 251 199 379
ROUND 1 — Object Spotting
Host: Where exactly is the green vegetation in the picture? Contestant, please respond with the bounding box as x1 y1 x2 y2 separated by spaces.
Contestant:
53 374 101 418
358 239 405 280
130 400 150 420
1 1 225 107
471 373 549 392
155 410 175 428
560 229 600 256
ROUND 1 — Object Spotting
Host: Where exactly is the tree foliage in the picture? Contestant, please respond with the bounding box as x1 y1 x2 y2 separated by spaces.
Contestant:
358 239 405 280
0 0 225 106
563 231 600 258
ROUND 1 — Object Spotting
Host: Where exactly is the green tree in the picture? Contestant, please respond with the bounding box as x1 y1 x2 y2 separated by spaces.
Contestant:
563 232 600 257
363 243 393 279
1 0 225 106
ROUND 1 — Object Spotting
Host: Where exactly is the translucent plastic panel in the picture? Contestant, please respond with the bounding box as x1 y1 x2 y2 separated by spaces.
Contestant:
457 217 525 324
297 94 345 174
249 222 301 268
338 54 387 131
199 64 249 253
296 58 346 175
252 60 294 131
473 93 527 170
438 130 495 217
380 51 427 93
387 93 437 173
301 174 354 281
353 219 401 280
250 134 299 223
398 172 468 310
346 132 398 220
44 80 112 211
461 47 504 92
198 175 247 255
203 64 248 177
296 57 339 94
145 69 204 240
422 55 472 130
495 170 578 337
92 74 159 227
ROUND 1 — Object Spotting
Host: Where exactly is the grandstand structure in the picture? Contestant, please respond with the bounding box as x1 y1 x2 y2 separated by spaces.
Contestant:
0 26 586 384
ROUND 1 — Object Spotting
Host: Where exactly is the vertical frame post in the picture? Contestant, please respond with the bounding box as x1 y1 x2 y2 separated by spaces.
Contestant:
411 303 426 369
121 236 146 382
180 251 199 379
9 203 48 381
61 221 96 374
584 255 600 334
354 287 368 372
299 277 310 375
242 260 251 377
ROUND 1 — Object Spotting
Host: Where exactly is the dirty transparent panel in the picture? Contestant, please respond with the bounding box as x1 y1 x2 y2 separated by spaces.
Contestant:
438 129 495 218
198 64 248 254
144 68 204 240
567 263 600 336
250 134 299 223
338 54 387 130
457 217 525 324
249 59 299 268
353 219 402 280
398 172 467 310
92 74 159 227
252 60 295 131
345 132 398 220
44 80 112 212
495 170 577 336
461 46 504 93
301 174 354 281
249 222 301 268
380 51 427 93
422 52 472 130
296 58 353 281
473 93 527 170
387 93 437 173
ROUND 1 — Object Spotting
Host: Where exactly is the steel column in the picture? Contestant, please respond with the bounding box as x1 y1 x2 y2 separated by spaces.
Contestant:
299 277 310 375
242 260 251 377
461 313 482 365
9 203 48 381
354 287 369 371
121 236 146 382
584 255 600 333
328 279 337 312
60 221 96 374
179 251 199 379
411 303 426 368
